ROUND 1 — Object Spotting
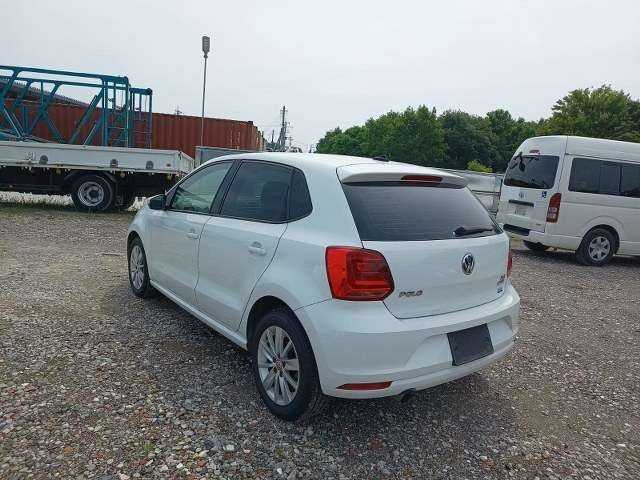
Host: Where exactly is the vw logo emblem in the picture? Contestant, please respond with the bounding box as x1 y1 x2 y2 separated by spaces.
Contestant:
461 253 475 275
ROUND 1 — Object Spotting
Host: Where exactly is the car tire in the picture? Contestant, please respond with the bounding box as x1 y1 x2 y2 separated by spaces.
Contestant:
71 174 114 212
523 241 550 252
250 308 328 421
127 236 157 298
576 228 615 266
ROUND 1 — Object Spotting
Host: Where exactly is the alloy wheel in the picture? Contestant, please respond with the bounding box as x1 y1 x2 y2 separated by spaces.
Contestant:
257 326 300 406
129 245 145 290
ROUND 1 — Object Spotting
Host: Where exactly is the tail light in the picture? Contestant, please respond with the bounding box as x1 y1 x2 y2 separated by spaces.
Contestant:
507 249 513 276
546 193 562 223
325 247 394 301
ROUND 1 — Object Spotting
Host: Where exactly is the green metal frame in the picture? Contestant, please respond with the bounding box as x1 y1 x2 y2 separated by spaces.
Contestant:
0 65 153 148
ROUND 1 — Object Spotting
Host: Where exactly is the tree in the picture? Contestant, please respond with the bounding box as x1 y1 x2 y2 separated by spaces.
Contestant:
540 85 640 142
317 106 446 167
484 109 537 172
439 110 493 170
315 85 640 172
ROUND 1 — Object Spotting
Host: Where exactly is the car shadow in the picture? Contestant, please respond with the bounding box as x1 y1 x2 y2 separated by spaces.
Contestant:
102 280 520 476
514 246 640 267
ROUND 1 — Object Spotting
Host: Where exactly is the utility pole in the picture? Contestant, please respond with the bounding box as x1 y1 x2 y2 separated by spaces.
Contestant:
276 105 288 151
200 35 211 147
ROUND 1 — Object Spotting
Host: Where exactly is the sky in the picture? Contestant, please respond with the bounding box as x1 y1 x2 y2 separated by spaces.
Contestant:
4 0 640 151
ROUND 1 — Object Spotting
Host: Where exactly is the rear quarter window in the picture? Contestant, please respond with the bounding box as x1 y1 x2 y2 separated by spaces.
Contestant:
342 182 499 241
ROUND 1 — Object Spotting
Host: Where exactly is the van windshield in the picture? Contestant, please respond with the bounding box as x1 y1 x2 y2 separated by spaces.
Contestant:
503 154 559 189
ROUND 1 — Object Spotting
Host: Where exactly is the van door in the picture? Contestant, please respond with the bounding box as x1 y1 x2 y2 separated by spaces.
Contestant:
498 153 561 233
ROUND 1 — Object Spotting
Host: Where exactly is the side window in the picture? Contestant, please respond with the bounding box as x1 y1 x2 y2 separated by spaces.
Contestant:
289 169 312 219
569 158 600 193
600 163 621 195
171 162 232 213
621 164 640 198
221 162 292 222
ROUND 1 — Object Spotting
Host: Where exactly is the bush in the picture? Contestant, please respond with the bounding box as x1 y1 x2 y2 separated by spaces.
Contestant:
466 160 493 173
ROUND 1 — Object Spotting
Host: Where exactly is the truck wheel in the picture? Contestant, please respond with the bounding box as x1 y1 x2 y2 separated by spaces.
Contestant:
576 228 615 266
523 241 550 252
71 175 114 211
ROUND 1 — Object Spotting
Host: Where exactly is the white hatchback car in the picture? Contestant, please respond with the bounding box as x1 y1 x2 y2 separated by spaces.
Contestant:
127 153 520 420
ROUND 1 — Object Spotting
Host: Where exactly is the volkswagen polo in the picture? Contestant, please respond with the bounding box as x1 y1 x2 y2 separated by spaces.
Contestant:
127 153 520 420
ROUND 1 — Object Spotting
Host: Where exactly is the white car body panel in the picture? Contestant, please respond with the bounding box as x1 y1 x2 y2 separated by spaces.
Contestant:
196 217 287 330
497 136 640 255
367 234 510 319
129 152 520 399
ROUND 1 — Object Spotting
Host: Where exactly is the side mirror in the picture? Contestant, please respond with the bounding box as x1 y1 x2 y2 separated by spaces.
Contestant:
148 194 166 210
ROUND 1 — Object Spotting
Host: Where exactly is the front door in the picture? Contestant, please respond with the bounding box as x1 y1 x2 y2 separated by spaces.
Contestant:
148 161 233 305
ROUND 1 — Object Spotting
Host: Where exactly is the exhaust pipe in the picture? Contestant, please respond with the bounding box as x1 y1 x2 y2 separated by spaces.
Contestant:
398 389 416 403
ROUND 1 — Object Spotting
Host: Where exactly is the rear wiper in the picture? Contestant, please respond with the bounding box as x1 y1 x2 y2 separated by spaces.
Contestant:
454 226 494 237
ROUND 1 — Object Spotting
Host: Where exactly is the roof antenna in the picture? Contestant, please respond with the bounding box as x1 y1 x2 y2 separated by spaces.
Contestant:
373 154 390 162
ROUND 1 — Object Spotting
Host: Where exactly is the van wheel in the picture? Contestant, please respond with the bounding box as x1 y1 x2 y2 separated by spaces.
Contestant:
523 241 550 252
71 174 114 211
576 228 615 266
250 308 328 421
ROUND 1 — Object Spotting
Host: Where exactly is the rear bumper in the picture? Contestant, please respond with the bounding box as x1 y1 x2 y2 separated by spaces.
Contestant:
295 284 520 399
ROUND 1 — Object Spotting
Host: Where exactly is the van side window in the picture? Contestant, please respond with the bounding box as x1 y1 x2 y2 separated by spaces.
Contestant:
621 164 640 197
600 163 621 195
569 158 640 197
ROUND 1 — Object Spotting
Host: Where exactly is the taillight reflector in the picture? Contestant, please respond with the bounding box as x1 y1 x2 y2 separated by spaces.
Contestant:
401 174 442 183
325 247 394 301
546 193 562 223
507 249 513 276
337 381 392 391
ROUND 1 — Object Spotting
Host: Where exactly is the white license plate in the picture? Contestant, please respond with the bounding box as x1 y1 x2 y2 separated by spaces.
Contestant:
515 205 528 216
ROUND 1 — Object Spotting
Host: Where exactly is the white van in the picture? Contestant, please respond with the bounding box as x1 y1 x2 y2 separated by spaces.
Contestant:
497 136 640 265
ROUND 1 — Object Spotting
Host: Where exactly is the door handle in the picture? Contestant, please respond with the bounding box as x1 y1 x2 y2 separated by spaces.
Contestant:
248 242 266 256
186 229 200 240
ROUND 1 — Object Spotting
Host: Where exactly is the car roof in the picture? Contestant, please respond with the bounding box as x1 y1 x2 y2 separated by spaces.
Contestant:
204 152 378 170
202 152 465 184
521 135 640 163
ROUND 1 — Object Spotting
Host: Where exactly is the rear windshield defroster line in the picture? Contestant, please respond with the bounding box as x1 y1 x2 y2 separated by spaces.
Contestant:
342 182 500 242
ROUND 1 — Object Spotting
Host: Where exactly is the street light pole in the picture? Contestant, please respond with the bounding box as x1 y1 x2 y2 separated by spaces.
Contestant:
200 35 211 148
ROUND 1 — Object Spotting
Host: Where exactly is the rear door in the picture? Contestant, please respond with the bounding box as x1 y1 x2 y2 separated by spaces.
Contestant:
497 137 566 233
195 161 292 330
499 154 561 232
339 171 510 319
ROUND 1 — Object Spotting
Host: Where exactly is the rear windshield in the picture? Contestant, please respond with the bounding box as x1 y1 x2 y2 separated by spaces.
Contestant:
342 182 500 241
504 154 559 189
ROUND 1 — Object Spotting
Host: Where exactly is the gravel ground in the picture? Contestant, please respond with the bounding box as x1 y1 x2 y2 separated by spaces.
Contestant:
0 203 639 480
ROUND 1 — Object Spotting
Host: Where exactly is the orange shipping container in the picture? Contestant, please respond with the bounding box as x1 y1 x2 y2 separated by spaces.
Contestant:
7 102 264 157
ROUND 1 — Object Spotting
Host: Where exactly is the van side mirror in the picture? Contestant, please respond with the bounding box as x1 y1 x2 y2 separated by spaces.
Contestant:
148 194 166 210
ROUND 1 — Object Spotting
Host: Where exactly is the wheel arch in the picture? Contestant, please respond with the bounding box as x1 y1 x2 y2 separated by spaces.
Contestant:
127 229 141 251
245 296 297 347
